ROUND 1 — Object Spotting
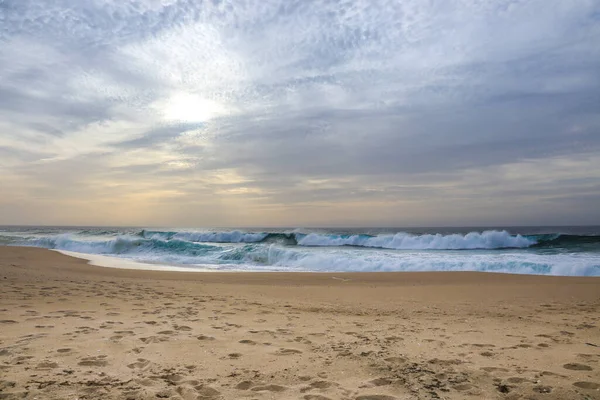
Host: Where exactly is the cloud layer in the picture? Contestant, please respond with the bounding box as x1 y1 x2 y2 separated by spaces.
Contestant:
1 0 599 226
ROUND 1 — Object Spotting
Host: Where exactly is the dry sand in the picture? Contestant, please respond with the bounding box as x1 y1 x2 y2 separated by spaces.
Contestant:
0 246 599 400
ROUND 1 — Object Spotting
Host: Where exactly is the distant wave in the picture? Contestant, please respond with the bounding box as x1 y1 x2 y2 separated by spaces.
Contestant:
26 234 221 256
140 229 537 250
3 228 600 251
294 230 535 249
26 229 600 251
141 230 270 244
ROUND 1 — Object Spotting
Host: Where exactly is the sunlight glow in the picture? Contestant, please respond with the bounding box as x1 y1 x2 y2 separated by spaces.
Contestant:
161 93 226 123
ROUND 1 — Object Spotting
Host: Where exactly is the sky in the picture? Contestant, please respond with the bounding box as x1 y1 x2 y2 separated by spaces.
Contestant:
1 0 599 227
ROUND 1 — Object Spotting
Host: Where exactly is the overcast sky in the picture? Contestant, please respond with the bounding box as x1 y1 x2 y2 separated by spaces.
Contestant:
1 0 599 227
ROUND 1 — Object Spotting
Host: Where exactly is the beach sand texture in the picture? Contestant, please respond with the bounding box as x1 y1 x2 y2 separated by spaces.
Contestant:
1 246 599 399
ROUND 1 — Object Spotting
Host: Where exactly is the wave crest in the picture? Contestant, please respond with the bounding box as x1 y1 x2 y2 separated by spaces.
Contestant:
138 229 536 250
27 234 219 256
142 230 268 243
295 230 535 250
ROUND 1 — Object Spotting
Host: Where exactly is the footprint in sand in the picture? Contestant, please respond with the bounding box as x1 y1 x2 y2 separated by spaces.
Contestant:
36 361 58 370
127 358 151 370
563 363 593 371
235 381 254 390
506 377 528 384
251 384 288 392
384 336 403 343
304 395 333 400
56 348 71 353
540 371 568 378
140 336 168 344
573 382 600 390
161 373 184 385
369 378 393 387
155 389 175 398
276 348 303 355
355 395 397 400
114 330 135 336
310 380 337 389
481 367 509 373
453 383 475 391
384 357 407 364
175 385 197 400
78 355 108 367
197 335 215 341
194 385 221 399
135 377 156 387
174 325 192 332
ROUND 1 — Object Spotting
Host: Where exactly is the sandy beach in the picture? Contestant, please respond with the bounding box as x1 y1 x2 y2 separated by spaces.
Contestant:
0 246 599 400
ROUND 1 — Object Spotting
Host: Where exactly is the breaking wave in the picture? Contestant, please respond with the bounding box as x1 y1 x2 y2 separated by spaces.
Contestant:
139 229 539 250
1 227 599 276
294 230 535 249
26 234 221 256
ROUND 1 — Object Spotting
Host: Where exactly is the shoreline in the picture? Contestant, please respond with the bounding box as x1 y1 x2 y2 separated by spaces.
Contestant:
55 249 219 272
53 248 600 278
1 246 599 399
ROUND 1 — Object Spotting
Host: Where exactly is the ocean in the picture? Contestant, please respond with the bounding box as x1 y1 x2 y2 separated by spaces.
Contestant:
1 226 599 276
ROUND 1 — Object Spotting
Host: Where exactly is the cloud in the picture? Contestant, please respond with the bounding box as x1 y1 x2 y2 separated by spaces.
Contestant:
0 0 599 226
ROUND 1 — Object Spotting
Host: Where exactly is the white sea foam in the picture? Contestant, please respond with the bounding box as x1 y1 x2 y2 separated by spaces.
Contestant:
29 234 147 254
2 228 599 276
55 250 210 272
171 231 268 243
296 230 535 249
258 246 600 276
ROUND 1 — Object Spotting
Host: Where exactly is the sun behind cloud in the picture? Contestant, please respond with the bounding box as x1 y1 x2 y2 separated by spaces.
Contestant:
160 92 227 123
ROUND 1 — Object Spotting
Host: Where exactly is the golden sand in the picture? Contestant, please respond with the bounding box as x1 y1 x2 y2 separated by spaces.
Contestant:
0 247 599 399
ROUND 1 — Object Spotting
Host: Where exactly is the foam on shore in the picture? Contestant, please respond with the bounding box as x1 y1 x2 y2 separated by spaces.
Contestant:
55 250 211 272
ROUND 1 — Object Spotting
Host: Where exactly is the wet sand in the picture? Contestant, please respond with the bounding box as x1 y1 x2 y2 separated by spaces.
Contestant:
0 246 599 399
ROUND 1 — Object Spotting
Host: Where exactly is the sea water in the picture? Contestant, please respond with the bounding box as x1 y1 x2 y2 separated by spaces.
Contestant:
1 226 599 276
